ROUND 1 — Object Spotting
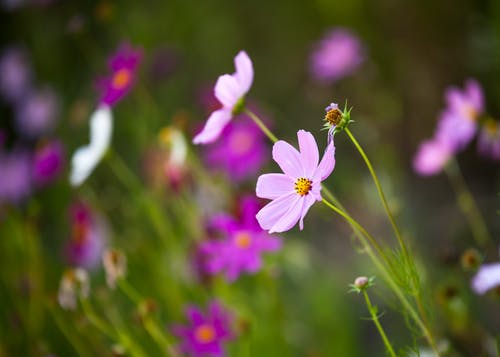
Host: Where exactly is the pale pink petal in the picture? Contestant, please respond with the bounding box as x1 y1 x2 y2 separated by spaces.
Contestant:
298 194 317 230
256 173 295 199
214 74 240 108
471 263 500 295
272 140 304 178
465 79 484 113
233 51 253 95
256 193 299 231
269 195 304 233
297 130 319 177
193 109 232 144
313 140 335 181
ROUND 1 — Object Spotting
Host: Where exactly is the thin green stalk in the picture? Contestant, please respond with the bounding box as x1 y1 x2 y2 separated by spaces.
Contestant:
48 304 90 356
322 198 440 356
345 128 409 259
362 290 397 357
244 108 279 143
445 158 491 247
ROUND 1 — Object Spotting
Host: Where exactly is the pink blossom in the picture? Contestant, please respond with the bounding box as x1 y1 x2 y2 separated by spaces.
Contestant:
256 130 335 233
193 51 253 145
472 247 500 295
33 139 65 187
477 120 500 161
413 138 453 176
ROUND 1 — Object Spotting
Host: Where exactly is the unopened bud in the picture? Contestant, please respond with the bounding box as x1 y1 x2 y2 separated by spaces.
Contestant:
354 276 369 289
102 249 127 289
460 248 481 271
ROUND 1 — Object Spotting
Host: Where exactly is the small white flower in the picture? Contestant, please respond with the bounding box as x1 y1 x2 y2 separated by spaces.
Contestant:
58 268 90 310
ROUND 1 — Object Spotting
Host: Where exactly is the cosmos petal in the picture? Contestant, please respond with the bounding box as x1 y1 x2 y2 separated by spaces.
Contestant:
297 129 319 177
256 173 295 199
193 109 232 144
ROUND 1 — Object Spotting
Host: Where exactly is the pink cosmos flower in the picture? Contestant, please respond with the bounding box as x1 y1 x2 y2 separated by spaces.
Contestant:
413 138 453 176
477 119 500 161
472 246 500 295
199 196 281 282
193 51 253 145
256 130 335 233
172 301 233 357
310 28 364 83
97 44 142 107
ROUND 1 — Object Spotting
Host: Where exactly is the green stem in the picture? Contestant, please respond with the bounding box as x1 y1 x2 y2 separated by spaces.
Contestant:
244 108 279 143
444 158 491 247
322 198 440 356
362 290 397 357
345 128 409 259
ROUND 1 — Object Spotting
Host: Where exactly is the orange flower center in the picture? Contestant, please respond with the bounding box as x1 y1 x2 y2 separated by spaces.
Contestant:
295 177 312 196
234 232 252 249
194 324 216 344
325 108 342 126
112 68 131 90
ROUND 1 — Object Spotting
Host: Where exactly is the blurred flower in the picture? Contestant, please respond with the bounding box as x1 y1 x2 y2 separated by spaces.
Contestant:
15 87 59 138
472 246 500 295
193 51 253 144
413 138 452 176
0 129 6 148
172 301 233 357
309 28 364 83
435 79 484 152
57 268 90 310
0 47 32 103
199 196 281 282
65 202 106 270
97 43 142 107
159 125 188 190
203 113 267 182
33 139 64 187
102 248 127 289
69 106 113 186
0 149 32 205
256 130 335 233
477 119 500 161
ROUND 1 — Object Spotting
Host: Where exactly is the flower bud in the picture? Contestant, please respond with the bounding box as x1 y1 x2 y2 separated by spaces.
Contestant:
57 268 90 310
102 248 127 289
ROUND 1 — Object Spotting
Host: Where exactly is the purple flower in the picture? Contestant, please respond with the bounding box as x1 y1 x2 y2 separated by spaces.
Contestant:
472 263 500 295
193 51 253 145
97 44 142 107
199 196 281 282
172 301 233 357
310 28 364 83
477 119 500 161
256 130 335 233
0 47 32 103
0 149 32 204
412 138 453 176
203 113 268 182
33 139 65 186
15 87 59 138
65 202 106 270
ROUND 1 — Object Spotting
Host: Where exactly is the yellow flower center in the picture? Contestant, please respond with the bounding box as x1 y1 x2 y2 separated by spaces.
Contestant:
194 324 216 344
112 68 131 90
295 177 312 196
325 108 343 126
234 232 252 249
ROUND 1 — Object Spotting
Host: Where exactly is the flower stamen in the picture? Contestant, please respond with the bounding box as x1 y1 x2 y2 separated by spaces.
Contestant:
325 107 343 126
111 68 131 89
294 177 312 196
194 324 216 344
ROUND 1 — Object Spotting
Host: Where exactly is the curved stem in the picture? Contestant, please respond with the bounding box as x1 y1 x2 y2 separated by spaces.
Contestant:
244 108 278 143
344 128 409 258
362 290 397 357
445 158 491 247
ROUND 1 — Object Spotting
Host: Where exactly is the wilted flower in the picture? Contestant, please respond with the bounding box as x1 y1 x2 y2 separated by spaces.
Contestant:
472 246 500 295
69 106 113 186
413 138 453 176
203 113 267 182
65 202 106 270
477 119 500 161
310 28 364 83
0 149 32 204
0 47 32 103
32 139 64 187
193 51 253 144
102 248 127 289
256 130 335 233
57 268 90 310
15 87 59 138
199 196 281 282
172 301 233 357
97 43 142 107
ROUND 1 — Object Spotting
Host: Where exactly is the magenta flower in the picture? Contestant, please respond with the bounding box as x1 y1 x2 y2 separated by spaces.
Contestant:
477 120 500 161
199 196 281 281
0 149 32 205
256 130 335 233
203 112 268 182
172 301 233 357
33 139 64 186
65 202 106 270
472 247 500 295
412 138 453 176
97 44 142 107
193 51 253 144
310 28 364 83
